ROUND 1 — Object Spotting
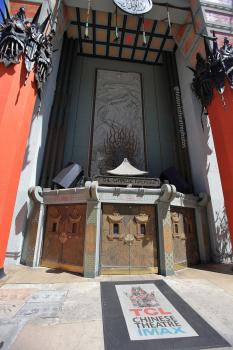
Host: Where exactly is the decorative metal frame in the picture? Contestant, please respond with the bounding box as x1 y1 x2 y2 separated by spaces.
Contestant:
73 8 173 66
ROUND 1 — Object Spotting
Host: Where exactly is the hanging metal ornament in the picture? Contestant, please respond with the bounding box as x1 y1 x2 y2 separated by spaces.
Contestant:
114 6 119 42
113 0 152 16
142 16 147 46
167 6 171 34
85 0 91 39
24 5 51 80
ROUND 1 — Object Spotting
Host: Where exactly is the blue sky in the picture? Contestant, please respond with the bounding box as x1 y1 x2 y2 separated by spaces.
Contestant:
0 0 5 22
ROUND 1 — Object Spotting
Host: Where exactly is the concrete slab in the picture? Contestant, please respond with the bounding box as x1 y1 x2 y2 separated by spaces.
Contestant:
16 302 62 319
0 289 35 302
0 303 24 319
172 267 233 296
66 282 100 300
0 320 26 350
166 278 233 346
27 290 67 303
59 300 102 322
0 264 233 350
11 321 104 350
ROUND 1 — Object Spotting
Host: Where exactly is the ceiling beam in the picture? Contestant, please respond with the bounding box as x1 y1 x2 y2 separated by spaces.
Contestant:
155 25 171 64
82 38 161 53
76 8 83 54
92 10 96 56
119 15 127 58
143 20 158 62
106 12 112 58
71 19 173 40
131 17 142 61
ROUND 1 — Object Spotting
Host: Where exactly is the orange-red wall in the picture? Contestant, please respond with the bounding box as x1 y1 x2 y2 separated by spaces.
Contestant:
208 83 233 245
0 62 36 269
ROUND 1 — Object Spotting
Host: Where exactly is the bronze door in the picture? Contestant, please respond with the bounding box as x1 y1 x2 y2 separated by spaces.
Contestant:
170 207 200 268
101 204 158 274
41 204 86 273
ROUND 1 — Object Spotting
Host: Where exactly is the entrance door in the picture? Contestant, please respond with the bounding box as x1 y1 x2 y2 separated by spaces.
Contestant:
170 206 200 268
101 204 158 274
41 204 86 273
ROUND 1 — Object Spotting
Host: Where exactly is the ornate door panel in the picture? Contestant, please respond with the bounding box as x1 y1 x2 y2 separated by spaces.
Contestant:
170 207 200 268
101 204 157 274
41 205 86 273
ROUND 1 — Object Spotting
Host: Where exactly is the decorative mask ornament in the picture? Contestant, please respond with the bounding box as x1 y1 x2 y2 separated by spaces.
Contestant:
189 35 233 113
113 0 153 15
0 1 56 101
220 37 233 89
0 4 26 66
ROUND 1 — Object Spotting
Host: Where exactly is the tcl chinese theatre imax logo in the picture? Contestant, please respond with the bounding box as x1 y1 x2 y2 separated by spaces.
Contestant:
116 284 198 340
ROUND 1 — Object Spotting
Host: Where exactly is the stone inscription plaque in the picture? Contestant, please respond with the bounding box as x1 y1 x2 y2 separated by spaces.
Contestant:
116 284 198 340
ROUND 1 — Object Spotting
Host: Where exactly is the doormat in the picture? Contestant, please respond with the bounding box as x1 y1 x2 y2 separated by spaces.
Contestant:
100 280 230 350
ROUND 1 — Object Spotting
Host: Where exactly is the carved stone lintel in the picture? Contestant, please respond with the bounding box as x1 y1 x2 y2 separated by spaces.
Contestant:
28 186 43 203
159 184 177 203
198 192 209 207
85 181 99 201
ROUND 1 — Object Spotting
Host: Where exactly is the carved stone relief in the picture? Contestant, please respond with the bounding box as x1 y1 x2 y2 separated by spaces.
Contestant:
107 212 124 240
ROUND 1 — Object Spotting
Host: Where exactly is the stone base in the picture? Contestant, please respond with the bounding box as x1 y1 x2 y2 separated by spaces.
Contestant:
0 267 5 279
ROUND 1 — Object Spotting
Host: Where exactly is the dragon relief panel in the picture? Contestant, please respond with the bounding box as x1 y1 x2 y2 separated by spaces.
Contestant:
90 70 146 176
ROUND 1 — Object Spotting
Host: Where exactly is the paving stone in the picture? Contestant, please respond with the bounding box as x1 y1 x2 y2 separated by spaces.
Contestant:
11 321 104 350
59 300 102 321
16 302 62 319
166 278 233 347
66 283 100 301
0 289 35 302
0 320 26 350
27 290 67 303
0 302 24 319
1 284 50 290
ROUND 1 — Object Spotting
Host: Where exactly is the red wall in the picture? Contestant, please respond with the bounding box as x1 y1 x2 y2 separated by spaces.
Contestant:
0 61 36 269
208 82 233 245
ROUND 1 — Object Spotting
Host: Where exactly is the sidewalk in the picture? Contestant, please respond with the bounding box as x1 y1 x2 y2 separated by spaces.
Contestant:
0 264 233 350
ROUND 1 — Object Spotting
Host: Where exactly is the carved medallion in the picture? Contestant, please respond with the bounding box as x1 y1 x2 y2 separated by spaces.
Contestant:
59 232 68 244
113 0 153 15
124 233 134 245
